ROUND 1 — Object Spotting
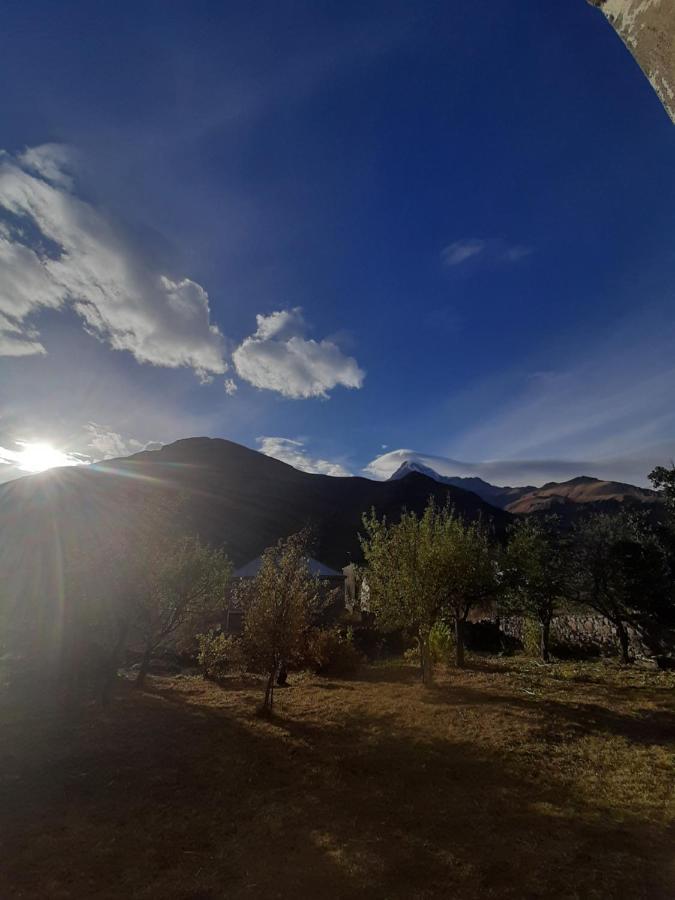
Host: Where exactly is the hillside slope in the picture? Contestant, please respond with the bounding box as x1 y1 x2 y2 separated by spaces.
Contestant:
0 438 510 607
505 475 659 514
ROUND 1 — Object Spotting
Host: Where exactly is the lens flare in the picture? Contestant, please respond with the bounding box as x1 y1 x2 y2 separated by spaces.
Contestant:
16 442 80 473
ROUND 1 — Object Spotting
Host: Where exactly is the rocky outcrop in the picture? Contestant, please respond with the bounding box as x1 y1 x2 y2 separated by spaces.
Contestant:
589 0 675 123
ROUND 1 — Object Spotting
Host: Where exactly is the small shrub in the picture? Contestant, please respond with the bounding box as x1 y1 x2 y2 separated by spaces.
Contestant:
429 621 455 663
522 618 541 657
403 643 420 664
197 631 245 680
403 623 455 665
307 628 363 677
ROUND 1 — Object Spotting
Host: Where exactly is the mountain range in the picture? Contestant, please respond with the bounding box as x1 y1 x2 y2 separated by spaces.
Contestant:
0 437 663 611
0 438 510 608
389 460 660 514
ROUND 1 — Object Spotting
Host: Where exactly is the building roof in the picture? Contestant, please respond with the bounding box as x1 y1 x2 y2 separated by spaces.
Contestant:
233 555 345 579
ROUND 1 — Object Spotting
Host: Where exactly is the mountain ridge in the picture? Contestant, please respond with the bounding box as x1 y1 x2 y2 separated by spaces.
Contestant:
0 437 511 609
388 459 660 514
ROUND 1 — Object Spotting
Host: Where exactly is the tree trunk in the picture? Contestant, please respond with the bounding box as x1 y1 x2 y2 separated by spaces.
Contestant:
454 617 465 668
135 646 152 688
418 630 433 684
263 669 276 711
540 618 551 663
101 621 128 705
615 620 631 665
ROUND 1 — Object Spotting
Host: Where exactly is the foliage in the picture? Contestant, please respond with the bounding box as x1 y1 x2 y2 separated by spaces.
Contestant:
197 631 246 680
500 515 569 661
360 500 498 678
129 534 232 686
67 495 231 695
521 617 542 657
429 620 455 662
649 463 675 518
404 621 456 666
570 511 672 663
239 531 320 710
306 627 363 676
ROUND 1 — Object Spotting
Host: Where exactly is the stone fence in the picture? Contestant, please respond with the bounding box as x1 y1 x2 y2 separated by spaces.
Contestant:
499 614 646 658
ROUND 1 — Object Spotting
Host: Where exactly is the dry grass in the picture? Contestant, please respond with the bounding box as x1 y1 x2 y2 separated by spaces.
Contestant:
2 656 674 899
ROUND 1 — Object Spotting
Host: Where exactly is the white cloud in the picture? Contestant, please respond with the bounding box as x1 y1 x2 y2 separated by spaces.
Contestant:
233 307 364 399
501 244 532 263
441 238 532 268
441 239 486 266
18 143 76 189
258 436 351 476
224 378 238 396
0 145 227 377
83 422 145 460
83 423 163 460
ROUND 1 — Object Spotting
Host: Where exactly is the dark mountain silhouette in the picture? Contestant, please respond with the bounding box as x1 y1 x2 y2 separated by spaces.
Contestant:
389 461 660 515
0 438 510 608
389 460 533 508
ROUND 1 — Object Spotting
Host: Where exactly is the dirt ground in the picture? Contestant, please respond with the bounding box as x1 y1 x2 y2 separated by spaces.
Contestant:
2 656 674 899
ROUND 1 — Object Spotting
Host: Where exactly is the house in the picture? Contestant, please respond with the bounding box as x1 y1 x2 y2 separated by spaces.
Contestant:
224 555 347 634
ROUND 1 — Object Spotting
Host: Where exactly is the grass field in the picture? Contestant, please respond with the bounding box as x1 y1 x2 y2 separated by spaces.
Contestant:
2 657 674 899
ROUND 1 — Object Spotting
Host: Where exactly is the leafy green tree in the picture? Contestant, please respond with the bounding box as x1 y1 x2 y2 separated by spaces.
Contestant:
650 464 675 518
440 516 499 668
239 532 319 712
360 501 497 679
131 534 232 687
501 516 569 661
571 511 671 664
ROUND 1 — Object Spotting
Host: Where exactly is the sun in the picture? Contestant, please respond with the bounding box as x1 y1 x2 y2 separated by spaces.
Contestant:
16 442 78 473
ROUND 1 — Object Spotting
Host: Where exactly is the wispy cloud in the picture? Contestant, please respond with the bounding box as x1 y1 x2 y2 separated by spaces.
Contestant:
441 238 532 268
0 145 227 378
258 436 351 476
441 239 486 266
233 308 365 399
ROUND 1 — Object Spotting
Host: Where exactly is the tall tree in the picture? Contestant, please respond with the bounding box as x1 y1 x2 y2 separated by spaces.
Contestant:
650 464 675 519
571 511 671 664
360 501 497 679
441 516 499 668
501 515 568 661
131 534 231 687
240 532 319 712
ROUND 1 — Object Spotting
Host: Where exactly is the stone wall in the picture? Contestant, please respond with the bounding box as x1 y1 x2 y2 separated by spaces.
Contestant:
500 613 645 657
589 0 675 123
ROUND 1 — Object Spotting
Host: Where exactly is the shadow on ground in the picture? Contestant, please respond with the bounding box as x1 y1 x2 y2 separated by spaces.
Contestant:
1 666 673 900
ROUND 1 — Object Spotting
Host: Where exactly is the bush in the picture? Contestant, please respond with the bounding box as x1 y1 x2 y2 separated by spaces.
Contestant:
307 628 363 677
521 618 541 657
197 631 245 680
429 621 455 662
403 622 455 665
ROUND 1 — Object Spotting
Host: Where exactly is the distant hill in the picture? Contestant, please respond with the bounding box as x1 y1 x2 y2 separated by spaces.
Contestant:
0 437 510 608
503 475 659 514
389 461 660 515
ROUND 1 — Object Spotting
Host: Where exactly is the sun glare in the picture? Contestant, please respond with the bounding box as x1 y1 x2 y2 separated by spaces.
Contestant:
16 442 78 473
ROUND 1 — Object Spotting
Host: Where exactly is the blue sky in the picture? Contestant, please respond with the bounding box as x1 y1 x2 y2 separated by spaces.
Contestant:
1 0 674 486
